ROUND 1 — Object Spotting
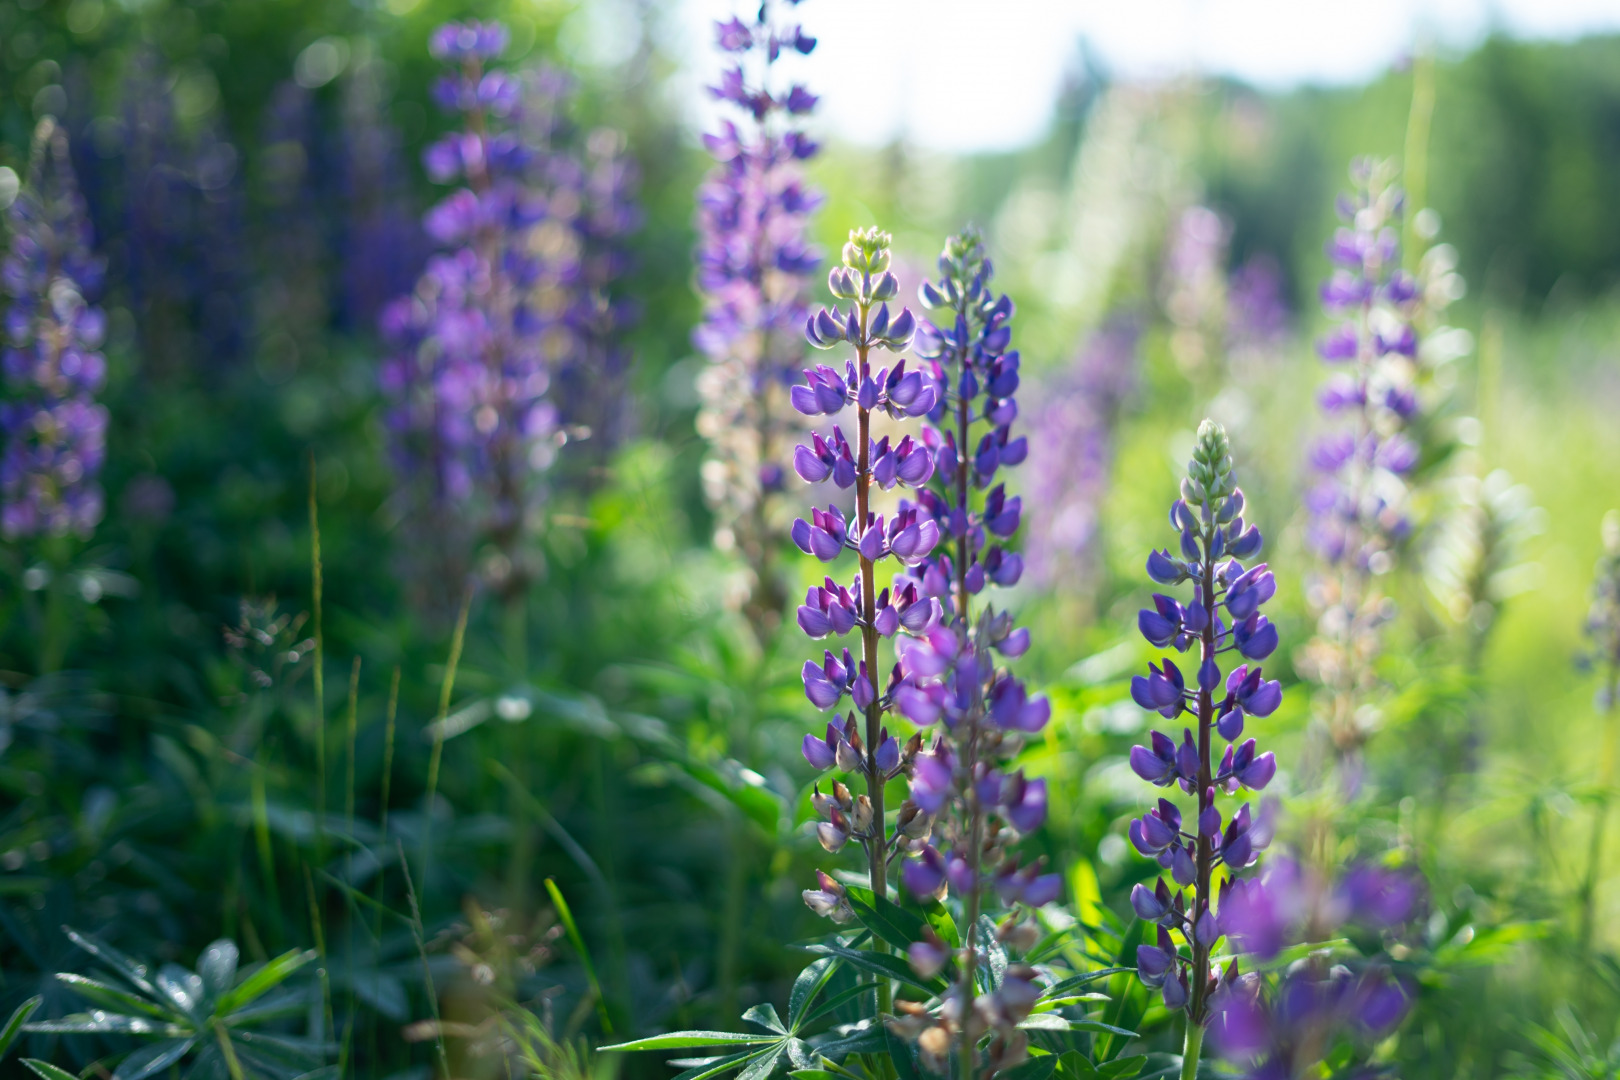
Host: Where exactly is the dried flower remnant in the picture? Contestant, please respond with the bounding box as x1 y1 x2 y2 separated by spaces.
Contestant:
1123 420 1280 1079
693 0 822 629
1 118 110 539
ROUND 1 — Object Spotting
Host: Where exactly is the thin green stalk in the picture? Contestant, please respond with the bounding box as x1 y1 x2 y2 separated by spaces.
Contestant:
400 840 451 1080
1180 1021 1204 1080
1581 660 1620 948
303 864 334 1045
310 455 327 866
421 588 472 882
345 657 361 831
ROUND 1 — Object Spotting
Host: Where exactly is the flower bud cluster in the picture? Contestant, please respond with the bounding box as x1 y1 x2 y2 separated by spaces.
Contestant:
1 118 110 539
1123 421 1282 1037
693 0 822 615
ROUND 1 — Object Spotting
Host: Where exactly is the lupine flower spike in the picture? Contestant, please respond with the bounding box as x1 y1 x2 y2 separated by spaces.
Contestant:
695 0 822 635
1297 158 1460 763
1578 511 1620 946
793 227 932 1018
1124 420 1280 1080
1 118 110 539
876 230 1055 1077
383 22 620 606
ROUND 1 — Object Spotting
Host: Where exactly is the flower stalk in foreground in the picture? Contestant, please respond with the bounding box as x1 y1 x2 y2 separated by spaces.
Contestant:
794 228 932 1019
1125 420 1280 1080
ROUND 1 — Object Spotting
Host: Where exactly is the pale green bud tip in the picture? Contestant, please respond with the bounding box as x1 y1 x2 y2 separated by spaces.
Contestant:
1188 419 1235 501
843 227 893 274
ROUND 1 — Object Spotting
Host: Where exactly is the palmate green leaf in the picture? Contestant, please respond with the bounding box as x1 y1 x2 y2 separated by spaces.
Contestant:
112 1036 197 1080
153 965 205 1021
977 916 1007 993
801 944 945 996
62 928 161 998
735 1041 787 1080
742 1004 786 1034
808 1020 887 1059
0 996 41 1058
886 1030 920 1080
799 982 874 1029
602 1031 780 1052
788 1071 839 1080
222 988 307 1026
22 1060 79 1080
214 948 316 1017
1055 1052 1148 1080
788 958 838 1031
841 887 929 953
54 974 172 1021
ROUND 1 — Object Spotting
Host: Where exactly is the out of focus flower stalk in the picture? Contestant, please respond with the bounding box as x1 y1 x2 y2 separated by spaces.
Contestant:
1025 316 1138 595
693 0 821 638
1578 511 1620 947
1297 158 1463 778
1 118 109 542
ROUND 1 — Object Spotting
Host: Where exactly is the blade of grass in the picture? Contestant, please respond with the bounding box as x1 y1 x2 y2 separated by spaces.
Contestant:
545 877 613 1035
421 587 472 886
303 865 334 1047
399 840 450 1080
309 453 327 869
374 664 399 1080
342 655 360 1076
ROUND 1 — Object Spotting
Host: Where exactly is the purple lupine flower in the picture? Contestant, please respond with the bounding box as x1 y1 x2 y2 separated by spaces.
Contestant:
1298 158 1466 763
856 229 1056 1074
1162 205 1229 378
1210 857 1420 1079
1 119 110 539
1025 316 1138 590
1121 421 1281 1073
794 230 928 912
380 21 565 603
693 0 823 633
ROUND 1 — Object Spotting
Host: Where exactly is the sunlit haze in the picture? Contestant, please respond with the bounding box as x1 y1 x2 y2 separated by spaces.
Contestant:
659 0 1620 151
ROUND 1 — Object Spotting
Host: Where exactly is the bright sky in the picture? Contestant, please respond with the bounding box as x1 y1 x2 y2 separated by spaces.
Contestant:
656 0 1620 151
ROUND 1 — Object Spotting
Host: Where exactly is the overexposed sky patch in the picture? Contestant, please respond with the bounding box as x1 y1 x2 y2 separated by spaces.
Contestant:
658 0 1620 151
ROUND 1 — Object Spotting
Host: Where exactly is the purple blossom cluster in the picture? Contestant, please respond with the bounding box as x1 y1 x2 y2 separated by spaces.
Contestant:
692 0 822 619
1024 317 1138 590
1 118 109 539
1209 858 1420 1079
804 229 1054 1076
1299 158 1462 759
1580 513 1620 705
791 229 933 896
1124 420 1280 1066
381 24 637 599
1306 159 1426 570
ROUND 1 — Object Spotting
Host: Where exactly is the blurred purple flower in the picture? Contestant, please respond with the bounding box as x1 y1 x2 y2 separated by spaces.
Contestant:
1 119 110 539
